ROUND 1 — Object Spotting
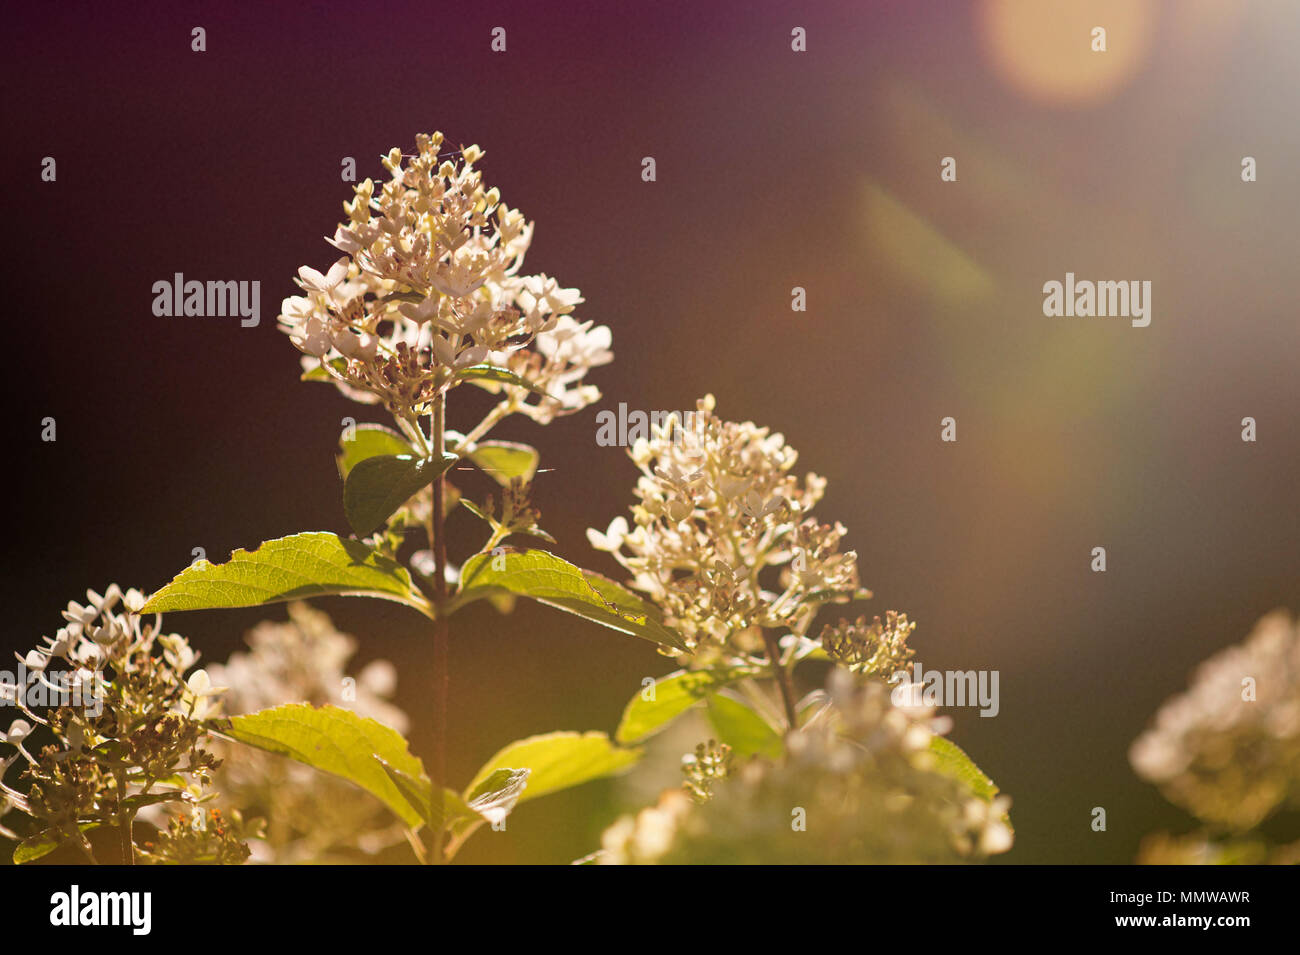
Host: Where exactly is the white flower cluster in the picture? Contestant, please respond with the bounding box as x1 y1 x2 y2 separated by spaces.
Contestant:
1 585 217 725
1 587 228 859
599 672 1013 864
278 132 611 425
1130 609 1300 830
588 397 860 659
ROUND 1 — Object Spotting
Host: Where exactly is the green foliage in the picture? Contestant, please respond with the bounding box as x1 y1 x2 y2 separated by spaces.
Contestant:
14 824 101 864
705 694 783 759
376 759 477 832
615 667 759 744
216 704 429 829
466 732 641 805
928 736 1012 829
454 363 552 397
140 532 434 618
465 440 540 485
300 357 347 382
463 768 531 824
454 548 687 650
343 452 458 536
337 423 413 477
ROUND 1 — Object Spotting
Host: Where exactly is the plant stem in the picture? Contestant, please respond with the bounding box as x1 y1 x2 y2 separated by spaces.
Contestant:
428 393 450 864
116 771 135 865
762 629 798 731
119 815 134 865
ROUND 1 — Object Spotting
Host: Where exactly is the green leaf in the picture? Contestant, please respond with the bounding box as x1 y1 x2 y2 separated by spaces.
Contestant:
615 667 759 744
300 357 347 382
454 548 687 651
140 532 434 618
121 792 186 812
459 499 556 547
338 424 414 478
375 758 477 832
464 768 530 825
466 732 641 805
217 704 428 828
343 453 458 536
705 694 783 759
13 823 101 864
454 364 552 398
437 768 534 859
466 440 540 485
928 736 1012 829
375 290 426 307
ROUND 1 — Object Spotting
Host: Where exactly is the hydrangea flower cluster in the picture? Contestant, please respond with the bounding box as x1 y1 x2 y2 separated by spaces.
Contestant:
278 132 611 432
0 587 241 864
820 611 916 676
588 397 862 660
1130 610 1300 831
599 672 1013 864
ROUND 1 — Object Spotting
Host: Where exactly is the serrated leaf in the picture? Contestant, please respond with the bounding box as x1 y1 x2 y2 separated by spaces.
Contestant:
218 704 427 828
13 823 102 864
121 791 186 812
705 693 783 759
464 768 530 824
454 548 686 651
343 453 458 536
466 440 540 485
338 424 414 478
140 532 433 618
615 667 759 744
454 363 552 398
928 736 1012 829
466 732 640 805
376 758 477 831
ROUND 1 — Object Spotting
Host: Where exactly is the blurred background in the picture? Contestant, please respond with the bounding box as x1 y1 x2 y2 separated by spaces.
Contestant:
4 0 1297 863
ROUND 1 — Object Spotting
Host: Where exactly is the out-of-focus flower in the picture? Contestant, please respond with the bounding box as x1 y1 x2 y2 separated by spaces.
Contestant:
205 602 411 864
1130 610 1300 831
680 739 732 803
599 672 1013 864
1135 831 1273 866
278 133 609 425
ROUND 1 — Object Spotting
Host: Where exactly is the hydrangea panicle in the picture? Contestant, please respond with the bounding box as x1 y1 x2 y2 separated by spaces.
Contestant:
278 133 611 435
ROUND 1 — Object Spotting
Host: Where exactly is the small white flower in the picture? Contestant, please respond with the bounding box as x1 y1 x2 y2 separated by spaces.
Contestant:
0 719 32 744
358 660 398 698
297 258 349 292
586 516 629 553
183 668 226 720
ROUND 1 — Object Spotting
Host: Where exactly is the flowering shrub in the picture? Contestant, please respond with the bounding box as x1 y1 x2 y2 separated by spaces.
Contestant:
1 134 1015 865
0 587 252 864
